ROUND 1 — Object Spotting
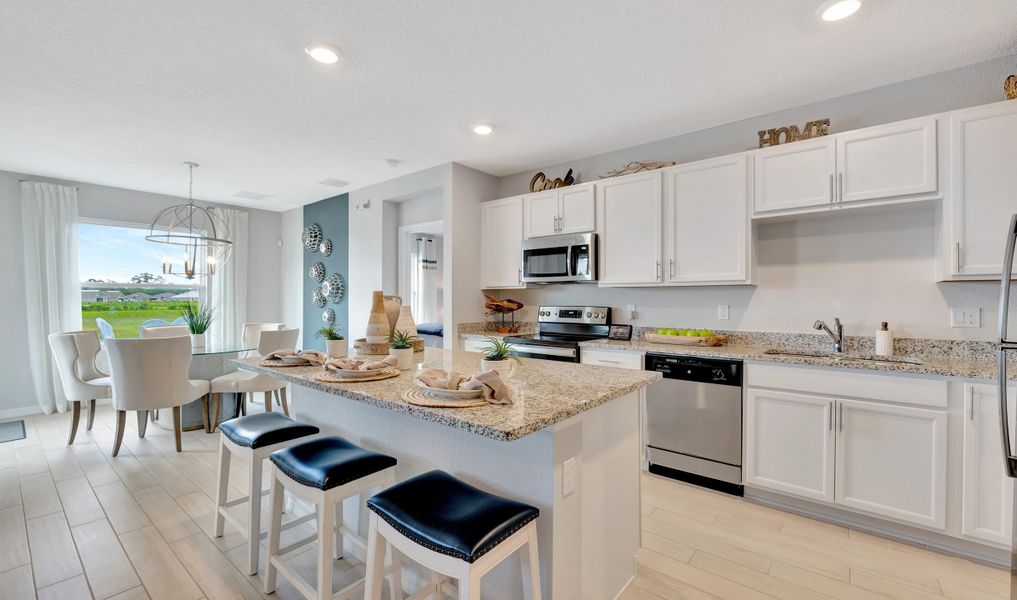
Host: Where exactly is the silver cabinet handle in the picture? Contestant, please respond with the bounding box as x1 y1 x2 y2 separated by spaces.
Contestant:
669 258 675 279
837 173 844 203
969 386 975 421
829 174 834 203
656 260 661 280
600 359 622 364
954 242 962 273
829 402 834 431
518 267 522 285
838 402 844 433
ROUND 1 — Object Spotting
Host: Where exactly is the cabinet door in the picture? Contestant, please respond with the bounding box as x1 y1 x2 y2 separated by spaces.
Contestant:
480 197 524 288
962 382 1016 545
597 171 663 285
948 102 1017 277
559 184 596 234
523 190 560 238
835 399 947 529
744 388 835 502
753 138 835 215
665 155 751 283
836 117 937 204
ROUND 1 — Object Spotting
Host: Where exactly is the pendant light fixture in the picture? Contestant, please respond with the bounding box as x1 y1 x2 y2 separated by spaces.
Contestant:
146 162 232 280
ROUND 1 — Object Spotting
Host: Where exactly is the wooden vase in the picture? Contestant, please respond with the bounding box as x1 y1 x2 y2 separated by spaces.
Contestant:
366 291 390 343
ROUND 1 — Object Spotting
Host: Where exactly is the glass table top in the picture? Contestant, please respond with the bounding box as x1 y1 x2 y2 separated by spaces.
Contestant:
191 342 256 356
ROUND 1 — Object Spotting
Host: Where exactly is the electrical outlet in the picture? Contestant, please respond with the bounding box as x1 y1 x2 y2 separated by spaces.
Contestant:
718 304 730 320
950 308 981 328
562 457 578 498
626 304 637 320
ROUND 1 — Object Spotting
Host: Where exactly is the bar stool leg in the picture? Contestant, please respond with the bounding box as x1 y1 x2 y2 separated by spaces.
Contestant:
279 386 289 416
459 571 481 600
247 456 264 575
389 545 404 600
432 572 448 600
212 436 230 538
264 391 272 413
316 501 335 600
364 514 386 600
520 528 541 600
263 474 285 594
333 499 344 560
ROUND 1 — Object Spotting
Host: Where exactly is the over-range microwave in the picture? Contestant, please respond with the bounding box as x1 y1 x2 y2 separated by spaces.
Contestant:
521 233 598 284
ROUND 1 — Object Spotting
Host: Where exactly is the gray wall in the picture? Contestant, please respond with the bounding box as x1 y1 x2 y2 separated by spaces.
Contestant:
302 194 349 351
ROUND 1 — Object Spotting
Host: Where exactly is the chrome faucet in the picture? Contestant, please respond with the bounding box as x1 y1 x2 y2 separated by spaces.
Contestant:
814 318 844 353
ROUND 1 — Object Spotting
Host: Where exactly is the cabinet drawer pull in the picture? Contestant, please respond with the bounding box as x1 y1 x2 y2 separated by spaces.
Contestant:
599 359 621 364
837 173 843 203
954 242 962 273
968 386 975 421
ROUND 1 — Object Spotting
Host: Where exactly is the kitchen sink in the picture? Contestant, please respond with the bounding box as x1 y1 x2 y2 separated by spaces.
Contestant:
764 349 923 365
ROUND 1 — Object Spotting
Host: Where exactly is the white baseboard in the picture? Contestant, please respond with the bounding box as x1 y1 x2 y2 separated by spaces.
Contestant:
0 405 42 420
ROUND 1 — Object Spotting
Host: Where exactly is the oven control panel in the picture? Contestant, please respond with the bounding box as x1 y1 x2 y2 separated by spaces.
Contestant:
536 305 611 325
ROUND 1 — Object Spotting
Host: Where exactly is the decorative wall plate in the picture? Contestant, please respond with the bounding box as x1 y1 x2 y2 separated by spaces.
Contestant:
309 261 326 282
322 308 335 324
302 223 322 251
319 239 333 256
324 273 345 303
311 289 326 308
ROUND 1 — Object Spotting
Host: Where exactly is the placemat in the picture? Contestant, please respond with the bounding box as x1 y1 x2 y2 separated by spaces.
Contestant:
259 358 310 367
312 368 401 384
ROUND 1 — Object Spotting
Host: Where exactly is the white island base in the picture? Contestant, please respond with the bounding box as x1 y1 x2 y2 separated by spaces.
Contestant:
289 384 641 600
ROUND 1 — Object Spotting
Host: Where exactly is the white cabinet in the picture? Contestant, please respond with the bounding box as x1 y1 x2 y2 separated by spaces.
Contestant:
581 348 643 370
753 138 835 215
835 399 947 529
962 382 1017 545
523 184 595 238
836 117 937 205
745 388 835 503
664 155 752 284
597 171 663 286
480 196 524 289
463 338 489 353
945 101 1017 278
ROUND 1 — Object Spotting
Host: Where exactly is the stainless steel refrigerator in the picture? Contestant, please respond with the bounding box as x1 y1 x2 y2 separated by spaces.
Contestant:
997 213 1017 595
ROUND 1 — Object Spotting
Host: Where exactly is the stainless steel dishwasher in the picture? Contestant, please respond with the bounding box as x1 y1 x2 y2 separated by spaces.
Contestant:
644 354 744 495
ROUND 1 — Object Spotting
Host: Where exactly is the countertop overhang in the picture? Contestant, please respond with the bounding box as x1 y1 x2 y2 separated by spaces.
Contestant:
233 349 661 442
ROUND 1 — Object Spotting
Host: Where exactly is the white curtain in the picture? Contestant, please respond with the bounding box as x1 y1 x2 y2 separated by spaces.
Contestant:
410 236 440 324
21 181 82 414
207 206 248 348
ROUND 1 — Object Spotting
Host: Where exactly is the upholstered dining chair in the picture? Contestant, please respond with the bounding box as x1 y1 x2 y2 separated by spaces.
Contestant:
105 336 211 456
139 324 190 338
95 318 115 340
171 316 188 325
210 327 299 424
241 323 285 357
48 331 111 444
138 318 170 331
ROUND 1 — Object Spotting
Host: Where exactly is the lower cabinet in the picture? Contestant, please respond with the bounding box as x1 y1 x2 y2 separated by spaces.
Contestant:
962 382 1016 545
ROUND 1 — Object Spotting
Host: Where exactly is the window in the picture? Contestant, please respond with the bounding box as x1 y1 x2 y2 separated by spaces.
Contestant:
78 221 202 339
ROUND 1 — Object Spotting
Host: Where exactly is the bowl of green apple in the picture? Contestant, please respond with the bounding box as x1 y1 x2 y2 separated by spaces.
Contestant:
644 328 725 347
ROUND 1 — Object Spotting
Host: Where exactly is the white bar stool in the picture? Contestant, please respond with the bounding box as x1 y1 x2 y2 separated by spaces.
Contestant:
212 412 321 575
264 436 401 600
363 470 541 600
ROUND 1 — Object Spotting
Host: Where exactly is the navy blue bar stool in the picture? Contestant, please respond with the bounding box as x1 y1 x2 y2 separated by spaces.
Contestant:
263 436 400 600
364 470 541 600
212 412 320 575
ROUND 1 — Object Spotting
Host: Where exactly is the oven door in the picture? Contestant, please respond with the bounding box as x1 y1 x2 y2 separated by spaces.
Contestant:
511 344 579 363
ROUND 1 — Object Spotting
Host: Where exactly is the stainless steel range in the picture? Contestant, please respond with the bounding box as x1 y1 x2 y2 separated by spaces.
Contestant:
504 305 611 363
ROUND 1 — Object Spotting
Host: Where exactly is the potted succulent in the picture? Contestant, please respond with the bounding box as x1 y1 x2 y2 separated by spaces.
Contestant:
315 325 347 358
388 329 420 370
181 304 213 348
480 337 518 379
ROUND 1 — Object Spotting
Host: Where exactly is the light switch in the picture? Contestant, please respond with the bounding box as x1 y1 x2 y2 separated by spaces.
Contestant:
718 304 730 320
562 457 578 498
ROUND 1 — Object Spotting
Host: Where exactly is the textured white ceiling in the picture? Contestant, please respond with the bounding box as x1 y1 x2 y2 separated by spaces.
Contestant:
1 0 1016 211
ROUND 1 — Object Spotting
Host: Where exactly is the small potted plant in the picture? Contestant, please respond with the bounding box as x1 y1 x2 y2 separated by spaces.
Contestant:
480 337 517 379
315 325 346 358
181 304 213 348
388 329 420 370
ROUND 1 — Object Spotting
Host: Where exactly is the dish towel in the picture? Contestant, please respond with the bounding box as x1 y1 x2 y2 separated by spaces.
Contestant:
417 368 511 405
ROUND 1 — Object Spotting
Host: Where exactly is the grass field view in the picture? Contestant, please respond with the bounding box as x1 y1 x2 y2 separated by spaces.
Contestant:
83 301 198 338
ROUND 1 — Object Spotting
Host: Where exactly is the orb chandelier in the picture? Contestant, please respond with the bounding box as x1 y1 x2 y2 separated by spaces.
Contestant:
146 162 232 280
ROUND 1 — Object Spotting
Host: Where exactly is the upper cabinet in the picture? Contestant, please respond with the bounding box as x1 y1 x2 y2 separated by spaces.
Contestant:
597 171 663 285
664 155 753 285
480 196 525 289
943 101 1017 280
753 117 939 218
523 184 595 238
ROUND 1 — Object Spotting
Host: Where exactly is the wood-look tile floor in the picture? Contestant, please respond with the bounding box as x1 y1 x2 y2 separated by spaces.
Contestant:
1 405 1008 599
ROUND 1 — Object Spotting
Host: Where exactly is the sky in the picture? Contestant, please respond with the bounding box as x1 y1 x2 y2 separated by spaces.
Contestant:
78 222 170 283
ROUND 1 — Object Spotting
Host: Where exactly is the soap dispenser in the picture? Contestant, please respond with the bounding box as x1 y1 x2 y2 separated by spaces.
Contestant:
875 322 893 357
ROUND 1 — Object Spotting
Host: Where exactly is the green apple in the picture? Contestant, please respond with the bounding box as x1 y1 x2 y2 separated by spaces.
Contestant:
657 328 668 335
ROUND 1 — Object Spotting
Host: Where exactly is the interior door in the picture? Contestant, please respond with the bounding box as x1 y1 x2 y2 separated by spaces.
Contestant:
523 191 560 238
753 138 835 215
836 116 937 204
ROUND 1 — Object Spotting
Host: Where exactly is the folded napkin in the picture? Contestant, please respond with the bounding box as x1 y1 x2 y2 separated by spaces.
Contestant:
265 349 297 360
324 356 398 372
417 368 511 405
297 350 328 366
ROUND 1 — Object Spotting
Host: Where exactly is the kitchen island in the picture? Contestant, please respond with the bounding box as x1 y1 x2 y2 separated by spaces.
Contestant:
235 349 659 600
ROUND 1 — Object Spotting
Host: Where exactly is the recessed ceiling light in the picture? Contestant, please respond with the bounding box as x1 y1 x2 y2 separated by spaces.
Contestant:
472 123 494 136
304 42 341 64
817 0 861 21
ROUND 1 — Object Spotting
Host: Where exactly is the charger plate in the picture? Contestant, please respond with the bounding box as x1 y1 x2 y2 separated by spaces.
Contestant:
402 387 488 408
313 368 400 384
413 380 485 400
260 358 310 367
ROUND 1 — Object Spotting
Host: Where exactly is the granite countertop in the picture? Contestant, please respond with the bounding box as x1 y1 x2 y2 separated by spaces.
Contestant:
233 349 661 442
580 339 1014 382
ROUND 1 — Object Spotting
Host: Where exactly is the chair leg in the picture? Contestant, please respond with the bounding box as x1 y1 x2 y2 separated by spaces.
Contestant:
112 410 126 457
263 475 285 594
209 393 221 431
201 394 211 433
279 386 289 416
389 545 404 600
136 411 148 438
150 409 159 423
316 499 335 600
432 573 448 600
364 514 386 600
459 570 481 600
86 399 96 431
333 498 343 560
172 406 182 452
521 527 541 600
263 391 272 413
212 435 230 537
240 393 247 416
67 401 81 445
247 455 264 575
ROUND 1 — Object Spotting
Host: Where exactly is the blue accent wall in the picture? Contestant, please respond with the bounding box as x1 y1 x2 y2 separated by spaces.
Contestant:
303 194 349 350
